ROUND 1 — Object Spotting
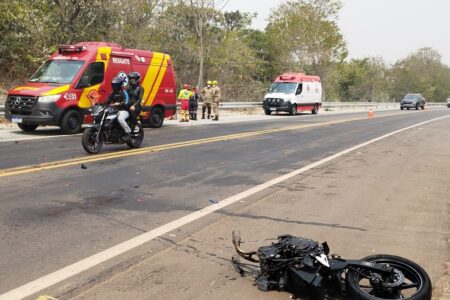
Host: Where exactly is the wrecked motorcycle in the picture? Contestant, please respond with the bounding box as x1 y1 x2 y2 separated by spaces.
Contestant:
232 231 431 300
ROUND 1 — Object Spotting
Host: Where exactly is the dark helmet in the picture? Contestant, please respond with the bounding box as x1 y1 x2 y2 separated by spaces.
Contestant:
111 76 124 92
127 71 141 87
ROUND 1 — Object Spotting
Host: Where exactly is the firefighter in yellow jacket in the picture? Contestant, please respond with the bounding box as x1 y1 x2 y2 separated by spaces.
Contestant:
178 84 192 122
201 80 214 119
211 80 221 121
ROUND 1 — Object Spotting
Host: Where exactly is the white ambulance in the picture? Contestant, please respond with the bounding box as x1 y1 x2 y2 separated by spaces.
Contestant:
263 73 322 115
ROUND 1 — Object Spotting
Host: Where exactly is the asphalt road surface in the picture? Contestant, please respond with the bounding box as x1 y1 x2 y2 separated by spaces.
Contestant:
0 108 449 299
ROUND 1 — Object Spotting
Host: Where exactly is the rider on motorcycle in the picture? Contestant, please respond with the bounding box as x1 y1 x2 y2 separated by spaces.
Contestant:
104 76 132 141
126 71 144 126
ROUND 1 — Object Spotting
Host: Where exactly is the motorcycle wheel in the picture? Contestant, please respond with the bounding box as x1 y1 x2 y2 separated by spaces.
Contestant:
82 127 103 154
126 122 144 148
346 254 431 300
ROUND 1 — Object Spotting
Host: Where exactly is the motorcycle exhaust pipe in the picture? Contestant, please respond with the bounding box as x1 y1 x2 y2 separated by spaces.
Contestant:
232 230 259 263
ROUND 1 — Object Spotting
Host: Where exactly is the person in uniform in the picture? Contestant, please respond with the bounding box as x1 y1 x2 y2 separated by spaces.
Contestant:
201 80 214 119
211 80 221 121
178 84 192 122
189 86 199 120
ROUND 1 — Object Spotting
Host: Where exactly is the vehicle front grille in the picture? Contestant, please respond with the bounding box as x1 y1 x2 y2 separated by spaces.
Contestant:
265 98 284 107
6 95 38 114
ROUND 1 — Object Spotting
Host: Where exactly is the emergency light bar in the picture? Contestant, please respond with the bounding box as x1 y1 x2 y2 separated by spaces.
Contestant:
58 45 87 54
280 75 296 80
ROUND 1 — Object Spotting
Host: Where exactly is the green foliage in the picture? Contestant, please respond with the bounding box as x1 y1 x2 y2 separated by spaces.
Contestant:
388 48 450 102
266 0 348 95
0 1 449 103
336 57 388 102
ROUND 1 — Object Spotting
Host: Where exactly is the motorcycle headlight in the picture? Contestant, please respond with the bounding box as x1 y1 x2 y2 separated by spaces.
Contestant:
39 94 61 103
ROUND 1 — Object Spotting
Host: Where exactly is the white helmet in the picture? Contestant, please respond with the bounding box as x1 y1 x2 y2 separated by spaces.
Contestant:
117 71 128 87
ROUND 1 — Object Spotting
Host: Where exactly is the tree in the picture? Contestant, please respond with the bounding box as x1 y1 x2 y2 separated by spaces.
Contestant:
388 48 450 102
223 10 255 32
336 57 388 102
266 0 348 99
186 0 221 89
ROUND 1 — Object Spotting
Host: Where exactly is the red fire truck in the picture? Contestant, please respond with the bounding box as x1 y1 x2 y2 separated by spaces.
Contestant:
5 42 177 133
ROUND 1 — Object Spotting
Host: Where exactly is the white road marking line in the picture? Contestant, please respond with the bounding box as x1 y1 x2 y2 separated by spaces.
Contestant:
0 115 448 300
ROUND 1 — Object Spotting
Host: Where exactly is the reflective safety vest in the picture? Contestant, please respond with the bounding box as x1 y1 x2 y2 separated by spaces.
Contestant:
178 89 192 100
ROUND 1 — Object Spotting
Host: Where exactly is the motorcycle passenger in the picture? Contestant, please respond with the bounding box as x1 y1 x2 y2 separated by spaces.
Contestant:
104 76 132 141
126 71 144 127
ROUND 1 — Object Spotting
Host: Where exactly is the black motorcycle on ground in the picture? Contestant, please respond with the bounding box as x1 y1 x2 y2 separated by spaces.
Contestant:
82 104 144 154
232 231 431 300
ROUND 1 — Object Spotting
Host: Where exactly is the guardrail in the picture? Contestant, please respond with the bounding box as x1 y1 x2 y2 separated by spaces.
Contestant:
0 101 447 116
218 101 448 110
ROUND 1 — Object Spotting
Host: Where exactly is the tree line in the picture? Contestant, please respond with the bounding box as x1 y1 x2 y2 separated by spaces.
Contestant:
1 0 449 102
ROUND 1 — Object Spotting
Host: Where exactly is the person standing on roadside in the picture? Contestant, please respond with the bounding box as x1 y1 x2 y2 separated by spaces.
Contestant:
201 80 214 119
178 84 192 122
211 80 221 121
189 86 199 120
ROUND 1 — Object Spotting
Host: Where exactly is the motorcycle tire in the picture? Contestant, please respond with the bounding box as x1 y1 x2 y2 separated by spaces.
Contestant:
126 122 144 148
346 254 431 300
82 127 103 154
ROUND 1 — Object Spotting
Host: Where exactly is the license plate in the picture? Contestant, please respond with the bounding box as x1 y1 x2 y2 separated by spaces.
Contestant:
270 107 277 111
11 116 22 123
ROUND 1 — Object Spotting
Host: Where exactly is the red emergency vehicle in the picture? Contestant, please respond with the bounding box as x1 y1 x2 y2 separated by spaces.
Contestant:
5 42 177 133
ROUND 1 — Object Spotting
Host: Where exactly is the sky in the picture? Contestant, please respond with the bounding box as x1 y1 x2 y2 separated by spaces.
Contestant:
223 0 450 65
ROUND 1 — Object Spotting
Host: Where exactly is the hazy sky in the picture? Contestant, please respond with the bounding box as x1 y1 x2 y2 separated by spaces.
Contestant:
223 0 450 65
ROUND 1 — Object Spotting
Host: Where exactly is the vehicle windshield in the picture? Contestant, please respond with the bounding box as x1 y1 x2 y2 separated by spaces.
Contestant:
268 82 298 94
29 60 85 84
404 94 419 99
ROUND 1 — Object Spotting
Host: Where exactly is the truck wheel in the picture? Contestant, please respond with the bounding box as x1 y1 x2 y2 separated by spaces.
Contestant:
289 104 297 116
60 110 83 134
311 104 319 114
18 123 38 132
264 109 272 115
149 107 164 128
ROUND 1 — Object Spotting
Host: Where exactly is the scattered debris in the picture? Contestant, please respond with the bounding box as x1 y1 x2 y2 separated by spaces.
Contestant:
81 163 87 169
209 199 218 204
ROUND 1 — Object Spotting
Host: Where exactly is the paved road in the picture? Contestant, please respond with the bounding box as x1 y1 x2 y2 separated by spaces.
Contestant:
0 108 449 299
